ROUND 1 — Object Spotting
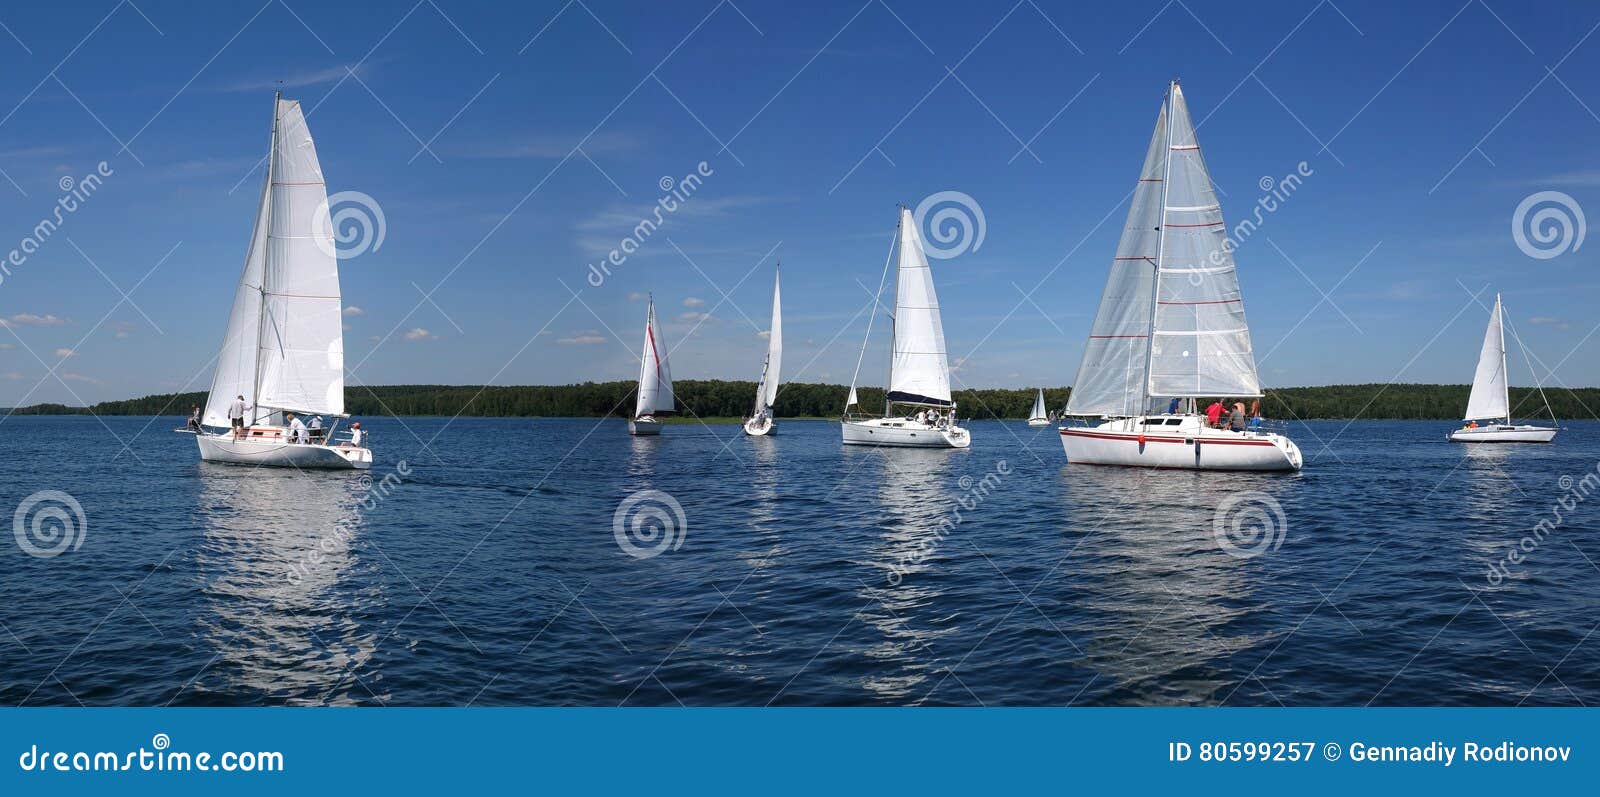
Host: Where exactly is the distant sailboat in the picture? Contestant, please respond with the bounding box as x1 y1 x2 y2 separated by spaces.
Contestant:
1449 294 1557 443
630 295 675 435
1027 389 1049 427
744 267 782 436
1060 80 1300 471
842 207 970 449
192 93 371 470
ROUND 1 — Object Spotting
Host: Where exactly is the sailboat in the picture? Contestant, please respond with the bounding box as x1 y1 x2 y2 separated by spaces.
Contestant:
744 267 782 436
1449 294 1557 443
192 93 371 470
630 294 675 435
1027 389 1049 427
842 207 970 449
1060 80 1300 471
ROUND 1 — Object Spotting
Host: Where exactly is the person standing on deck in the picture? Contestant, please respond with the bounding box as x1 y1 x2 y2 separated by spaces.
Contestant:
1205 399 1225 428
288 413 307 444
227 395 251 439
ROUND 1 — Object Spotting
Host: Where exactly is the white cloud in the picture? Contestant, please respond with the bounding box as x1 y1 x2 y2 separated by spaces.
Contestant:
403 328 436 342
628 292 647 301
683 297 705 308
61 372 100 384
3 371 23 380
757 330 771 340
556 330 607 345
344 306 363 316
1 313 68 327
0 342 13 350
222 63 368 93
53 348 73 358
1529 316 1570 331
677 311 714 324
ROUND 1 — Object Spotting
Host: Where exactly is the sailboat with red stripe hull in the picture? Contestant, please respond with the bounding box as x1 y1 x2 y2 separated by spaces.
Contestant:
1059 80 1301 472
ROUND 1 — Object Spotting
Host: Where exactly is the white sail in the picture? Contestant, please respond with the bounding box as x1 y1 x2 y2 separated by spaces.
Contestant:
754 270 782 412
1066 101 1166 417
635 296 675 417
1464 294 1509 421
1146 83 1261 400
257 98 344 417
205 96 344 425
203 161 271 427
888 206 952 407
1029 389 1047 421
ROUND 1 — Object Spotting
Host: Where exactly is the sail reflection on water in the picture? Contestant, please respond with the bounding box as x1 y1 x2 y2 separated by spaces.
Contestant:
194 465 379 704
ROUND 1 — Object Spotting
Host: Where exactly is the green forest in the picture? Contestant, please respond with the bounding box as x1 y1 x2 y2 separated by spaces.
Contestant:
7 381 1599 420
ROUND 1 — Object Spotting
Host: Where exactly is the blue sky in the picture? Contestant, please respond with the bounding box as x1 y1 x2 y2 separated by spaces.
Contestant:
0 0 1597 406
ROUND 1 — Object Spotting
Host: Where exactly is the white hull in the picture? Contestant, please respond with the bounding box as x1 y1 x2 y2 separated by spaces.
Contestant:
1449 424 1557 443
1061 416 1301 471
1026 418 1050 427
197 431 371 469
841 417 970 448
629 417 662 436
743 416 775 436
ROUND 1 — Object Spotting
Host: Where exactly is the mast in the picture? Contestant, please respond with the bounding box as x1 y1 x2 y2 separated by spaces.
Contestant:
251 91 281 426
1497 294 1508 423
885 207 902 418
1140 79 1178 415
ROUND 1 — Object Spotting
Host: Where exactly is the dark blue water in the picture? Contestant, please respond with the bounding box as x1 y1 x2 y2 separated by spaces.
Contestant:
2 415 1597 706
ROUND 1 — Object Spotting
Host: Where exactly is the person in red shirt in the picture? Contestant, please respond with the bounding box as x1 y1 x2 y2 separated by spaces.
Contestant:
1205 400 1225 428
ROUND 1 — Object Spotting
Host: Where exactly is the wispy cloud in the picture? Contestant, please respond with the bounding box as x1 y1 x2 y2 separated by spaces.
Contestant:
0 313 69 327
344 306 363 316
1529 316 1571 331
220 63 370 93
682 297 705 308
403 328 437 342
53 347 73 358
556 330 606 345
61 372 100 384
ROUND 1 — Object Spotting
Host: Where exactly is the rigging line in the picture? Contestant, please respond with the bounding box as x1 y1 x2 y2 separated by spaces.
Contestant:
1501 311 1558 424
847 220 899 405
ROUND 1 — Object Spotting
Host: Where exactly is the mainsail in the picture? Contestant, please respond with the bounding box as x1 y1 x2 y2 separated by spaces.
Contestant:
1067 81 1261 416
1463 294 1509 421
204 96 344 427
753 270 782 415
887 206 952 407
635 296 675 418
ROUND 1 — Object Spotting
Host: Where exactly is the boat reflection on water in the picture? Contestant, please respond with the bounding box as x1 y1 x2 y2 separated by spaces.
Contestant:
854 448 965 702
192 464 379 705
1063 466 1287 704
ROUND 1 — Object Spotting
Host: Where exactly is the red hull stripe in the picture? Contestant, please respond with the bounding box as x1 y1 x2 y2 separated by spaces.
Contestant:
1060 429 1276 447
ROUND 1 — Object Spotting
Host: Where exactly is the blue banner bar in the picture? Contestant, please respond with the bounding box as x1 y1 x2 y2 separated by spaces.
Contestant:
1 708 1592 794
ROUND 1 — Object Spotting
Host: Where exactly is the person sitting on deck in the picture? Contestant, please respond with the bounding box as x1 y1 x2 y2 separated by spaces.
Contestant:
1229 402 1247 432
186 406 202 432
347 422 364 448
1205 399 1225 428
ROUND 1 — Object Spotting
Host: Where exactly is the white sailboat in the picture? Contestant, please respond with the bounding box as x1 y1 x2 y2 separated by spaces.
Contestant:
192 93 371 470
1027 389 1049 427
1060 80 1300 472
630 294 675 435
842 207 970 449
744 267 782 436
1449 294 1557 443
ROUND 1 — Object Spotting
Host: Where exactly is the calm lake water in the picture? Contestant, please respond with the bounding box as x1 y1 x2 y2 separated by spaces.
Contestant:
2 415 1597 706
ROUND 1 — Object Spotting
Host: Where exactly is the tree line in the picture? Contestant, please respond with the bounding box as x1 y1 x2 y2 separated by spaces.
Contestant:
7 381 1600 420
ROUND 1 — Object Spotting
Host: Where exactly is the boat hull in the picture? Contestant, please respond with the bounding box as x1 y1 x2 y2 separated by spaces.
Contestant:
197 432 371 469
1449 425 1557 443
841 418 971 448
1026 418 1050 427
629 417 662 436
743 417 775 436
1061 417 1301 471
